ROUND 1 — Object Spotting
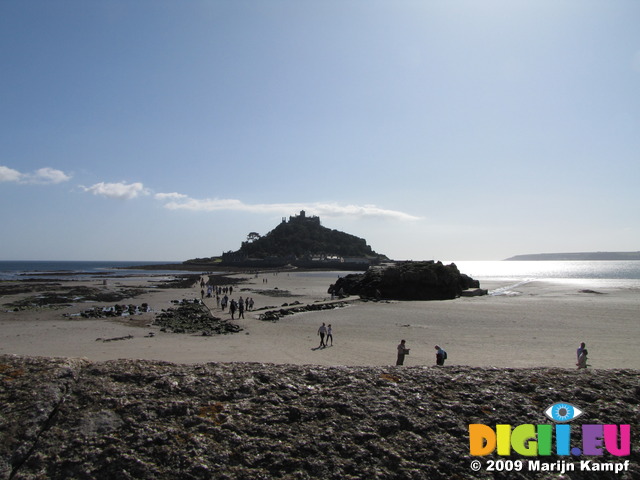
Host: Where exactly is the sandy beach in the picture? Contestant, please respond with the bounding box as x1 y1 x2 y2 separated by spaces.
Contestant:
1 271 638 369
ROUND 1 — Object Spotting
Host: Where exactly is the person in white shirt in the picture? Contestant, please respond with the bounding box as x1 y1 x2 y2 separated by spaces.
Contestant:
317 323 327 347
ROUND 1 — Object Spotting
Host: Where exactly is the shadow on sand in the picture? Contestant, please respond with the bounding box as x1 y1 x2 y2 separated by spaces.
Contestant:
311 345 333 351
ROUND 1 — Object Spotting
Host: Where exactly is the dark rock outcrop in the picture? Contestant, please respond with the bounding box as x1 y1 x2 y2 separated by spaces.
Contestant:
3 287 148 310
1 355 638 480
64 304 151 319
153 300 242 335
258 301 350 322
330 261 481 300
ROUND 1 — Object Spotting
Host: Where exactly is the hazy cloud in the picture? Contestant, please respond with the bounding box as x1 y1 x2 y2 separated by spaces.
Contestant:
81 181 149 200
160 195 421 221
154 192 189 201
310 203 422 220
633 50 640 72
30 167 72 184
0 165 71 184
0 166 23 182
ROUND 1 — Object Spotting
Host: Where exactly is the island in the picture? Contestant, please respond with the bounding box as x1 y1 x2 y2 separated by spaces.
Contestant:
185 210 388 270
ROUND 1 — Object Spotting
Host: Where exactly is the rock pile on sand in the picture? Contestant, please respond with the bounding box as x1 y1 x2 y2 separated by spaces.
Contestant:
3 286 148 311
153 300 242 335
1 355 638 479
64 303 152 319
258 301 350 322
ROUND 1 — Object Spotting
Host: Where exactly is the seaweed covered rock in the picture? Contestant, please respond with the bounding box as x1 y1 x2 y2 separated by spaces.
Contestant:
258 301 349 322
330 261 480 300
153 299 241 334
1 355 638 480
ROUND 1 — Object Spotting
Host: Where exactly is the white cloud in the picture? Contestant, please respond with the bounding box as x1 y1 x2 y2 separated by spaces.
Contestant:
81 181 149 200
0 165 71 184
159 195 421 221
30 167 72 184
154 192 189 201
0 166 23 182
309 203 421 221
162 197 250 212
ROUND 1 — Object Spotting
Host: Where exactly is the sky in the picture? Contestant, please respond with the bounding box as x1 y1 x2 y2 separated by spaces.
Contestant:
1 0 639 262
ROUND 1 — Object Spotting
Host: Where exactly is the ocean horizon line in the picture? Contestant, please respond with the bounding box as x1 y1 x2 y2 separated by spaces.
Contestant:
0 260 183 265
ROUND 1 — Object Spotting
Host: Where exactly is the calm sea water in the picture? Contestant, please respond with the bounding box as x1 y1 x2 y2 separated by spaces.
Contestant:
2 260 639 288
451 260 640 291
0 261 190 281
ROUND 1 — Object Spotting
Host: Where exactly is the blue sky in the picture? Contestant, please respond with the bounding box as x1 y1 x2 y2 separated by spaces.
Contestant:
1 1 639 261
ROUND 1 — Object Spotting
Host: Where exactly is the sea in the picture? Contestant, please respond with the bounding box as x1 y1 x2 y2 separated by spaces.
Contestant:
1 260 639 288
0 261 196 281
450 260 640 294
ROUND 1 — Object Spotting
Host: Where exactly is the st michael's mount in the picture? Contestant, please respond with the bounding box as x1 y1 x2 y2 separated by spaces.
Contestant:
185 211 389 271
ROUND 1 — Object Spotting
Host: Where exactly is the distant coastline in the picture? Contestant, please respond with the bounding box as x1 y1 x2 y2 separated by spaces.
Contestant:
504 251 640 261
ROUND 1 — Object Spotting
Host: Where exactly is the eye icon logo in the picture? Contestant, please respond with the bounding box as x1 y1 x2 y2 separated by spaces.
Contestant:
544 403 584 423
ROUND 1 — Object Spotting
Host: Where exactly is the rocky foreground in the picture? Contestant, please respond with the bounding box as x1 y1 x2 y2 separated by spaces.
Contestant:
1 355 638 480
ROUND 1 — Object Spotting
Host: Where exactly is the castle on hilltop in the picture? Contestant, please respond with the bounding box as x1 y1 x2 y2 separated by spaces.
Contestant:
215 210 384 270
282 210 320 226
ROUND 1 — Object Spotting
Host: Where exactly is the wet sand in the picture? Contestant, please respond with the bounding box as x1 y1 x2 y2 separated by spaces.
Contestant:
1 271 638 369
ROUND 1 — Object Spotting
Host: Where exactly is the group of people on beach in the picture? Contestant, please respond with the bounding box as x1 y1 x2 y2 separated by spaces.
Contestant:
315 327 447 367
396 340 447 366
197 277 255 320
196 275 592 369
218 295 255 319
200 282 240 302
395 340 589 368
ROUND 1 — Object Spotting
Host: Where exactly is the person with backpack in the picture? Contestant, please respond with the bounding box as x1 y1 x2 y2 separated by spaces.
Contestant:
435 345 447 366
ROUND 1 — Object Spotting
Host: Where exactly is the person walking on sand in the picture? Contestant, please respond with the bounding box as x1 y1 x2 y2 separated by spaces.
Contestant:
435 345 447 366
222 295 228 311
318 323 327 347
326 324 333 346
396 340 409 366
576 342 586 362
577 342 588 369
